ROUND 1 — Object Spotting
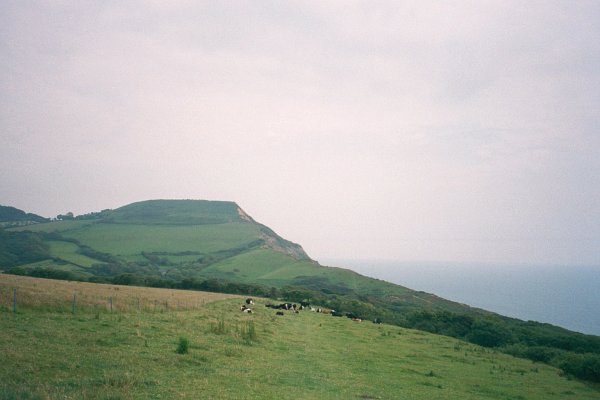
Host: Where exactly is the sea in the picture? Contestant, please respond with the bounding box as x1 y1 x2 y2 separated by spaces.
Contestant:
322 259 600 336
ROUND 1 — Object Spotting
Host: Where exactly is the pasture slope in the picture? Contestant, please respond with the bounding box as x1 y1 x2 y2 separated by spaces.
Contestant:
1 274 599 400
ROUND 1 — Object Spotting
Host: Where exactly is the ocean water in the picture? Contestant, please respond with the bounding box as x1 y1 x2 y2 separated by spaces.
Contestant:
323 259 600 336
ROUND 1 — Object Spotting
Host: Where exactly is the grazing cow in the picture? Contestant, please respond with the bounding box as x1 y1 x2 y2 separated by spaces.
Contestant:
240 305 252 313
331 310 344 317
352 318 362 322
373 318 383 324
276 311 284 316
245 298 254 305
300 301 310 308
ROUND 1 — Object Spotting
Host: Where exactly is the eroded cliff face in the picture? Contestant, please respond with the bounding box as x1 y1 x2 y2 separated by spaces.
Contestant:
236 207 255 223
236 206 311 261
258 229 312 261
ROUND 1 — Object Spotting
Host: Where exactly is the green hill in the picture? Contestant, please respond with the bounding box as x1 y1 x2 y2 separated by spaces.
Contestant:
0 205 48 227
2 199 600 384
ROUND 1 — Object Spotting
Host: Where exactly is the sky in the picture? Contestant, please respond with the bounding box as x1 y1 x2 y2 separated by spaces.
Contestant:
1 1 599 266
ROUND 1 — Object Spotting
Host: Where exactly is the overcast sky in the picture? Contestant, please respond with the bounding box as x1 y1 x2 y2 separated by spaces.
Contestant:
1 1 599 266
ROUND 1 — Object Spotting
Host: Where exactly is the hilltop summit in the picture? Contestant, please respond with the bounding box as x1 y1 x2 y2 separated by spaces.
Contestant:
102 199 249 225
97 199 311 261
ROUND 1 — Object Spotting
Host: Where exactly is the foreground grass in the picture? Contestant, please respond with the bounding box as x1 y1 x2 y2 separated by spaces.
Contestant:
2 299 599 399
1 275 598 399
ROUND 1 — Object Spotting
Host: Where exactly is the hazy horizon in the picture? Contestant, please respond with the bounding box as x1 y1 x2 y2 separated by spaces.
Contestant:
2 2 599 267
323 258 600 335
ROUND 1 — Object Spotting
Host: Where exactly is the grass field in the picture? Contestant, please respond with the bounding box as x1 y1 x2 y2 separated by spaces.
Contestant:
47 241 98 268
1 275 598 400
30 222 262 259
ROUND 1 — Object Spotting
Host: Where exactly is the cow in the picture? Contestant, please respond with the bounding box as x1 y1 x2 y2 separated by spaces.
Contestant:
245 298 254 305
373 318 383 324
240 305 252 313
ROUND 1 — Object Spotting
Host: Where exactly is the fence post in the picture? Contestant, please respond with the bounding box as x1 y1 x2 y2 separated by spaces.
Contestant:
109 296 113 313
72 293 77 315
13 288 17 313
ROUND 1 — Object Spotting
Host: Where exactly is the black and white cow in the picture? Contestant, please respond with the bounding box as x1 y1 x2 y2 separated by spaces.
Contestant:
240 305 253 313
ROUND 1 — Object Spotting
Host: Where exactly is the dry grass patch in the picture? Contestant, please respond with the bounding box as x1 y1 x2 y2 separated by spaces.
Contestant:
0 273 239 312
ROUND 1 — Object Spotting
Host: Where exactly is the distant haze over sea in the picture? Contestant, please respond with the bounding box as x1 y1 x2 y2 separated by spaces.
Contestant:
324 259 600 336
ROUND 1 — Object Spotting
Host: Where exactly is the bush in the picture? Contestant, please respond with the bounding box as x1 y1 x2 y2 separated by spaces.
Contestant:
559 353 600 382
466 319 514 348
176 337 189 354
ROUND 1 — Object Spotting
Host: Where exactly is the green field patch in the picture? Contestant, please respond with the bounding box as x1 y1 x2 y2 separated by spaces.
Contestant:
202 249 302 281
9 220 93 233
57 222 261 257
47 241 100 268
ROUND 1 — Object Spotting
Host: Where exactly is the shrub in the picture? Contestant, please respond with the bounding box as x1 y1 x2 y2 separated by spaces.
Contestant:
176 337 189 354
559 353 600 382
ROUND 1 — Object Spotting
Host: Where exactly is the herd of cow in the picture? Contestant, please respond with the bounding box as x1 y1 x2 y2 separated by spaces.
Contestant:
239 298 383 324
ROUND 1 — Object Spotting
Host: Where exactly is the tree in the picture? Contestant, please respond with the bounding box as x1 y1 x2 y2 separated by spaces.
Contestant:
57 212 74 220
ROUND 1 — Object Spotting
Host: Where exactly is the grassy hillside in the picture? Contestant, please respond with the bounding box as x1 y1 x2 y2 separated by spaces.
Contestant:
1 274 598 400
3 200 600 384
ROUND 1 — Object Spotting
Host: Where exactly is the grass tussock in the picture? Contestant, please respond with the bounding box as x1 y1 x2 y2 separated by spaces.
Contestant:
239 320 257 344
176 337 189 354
